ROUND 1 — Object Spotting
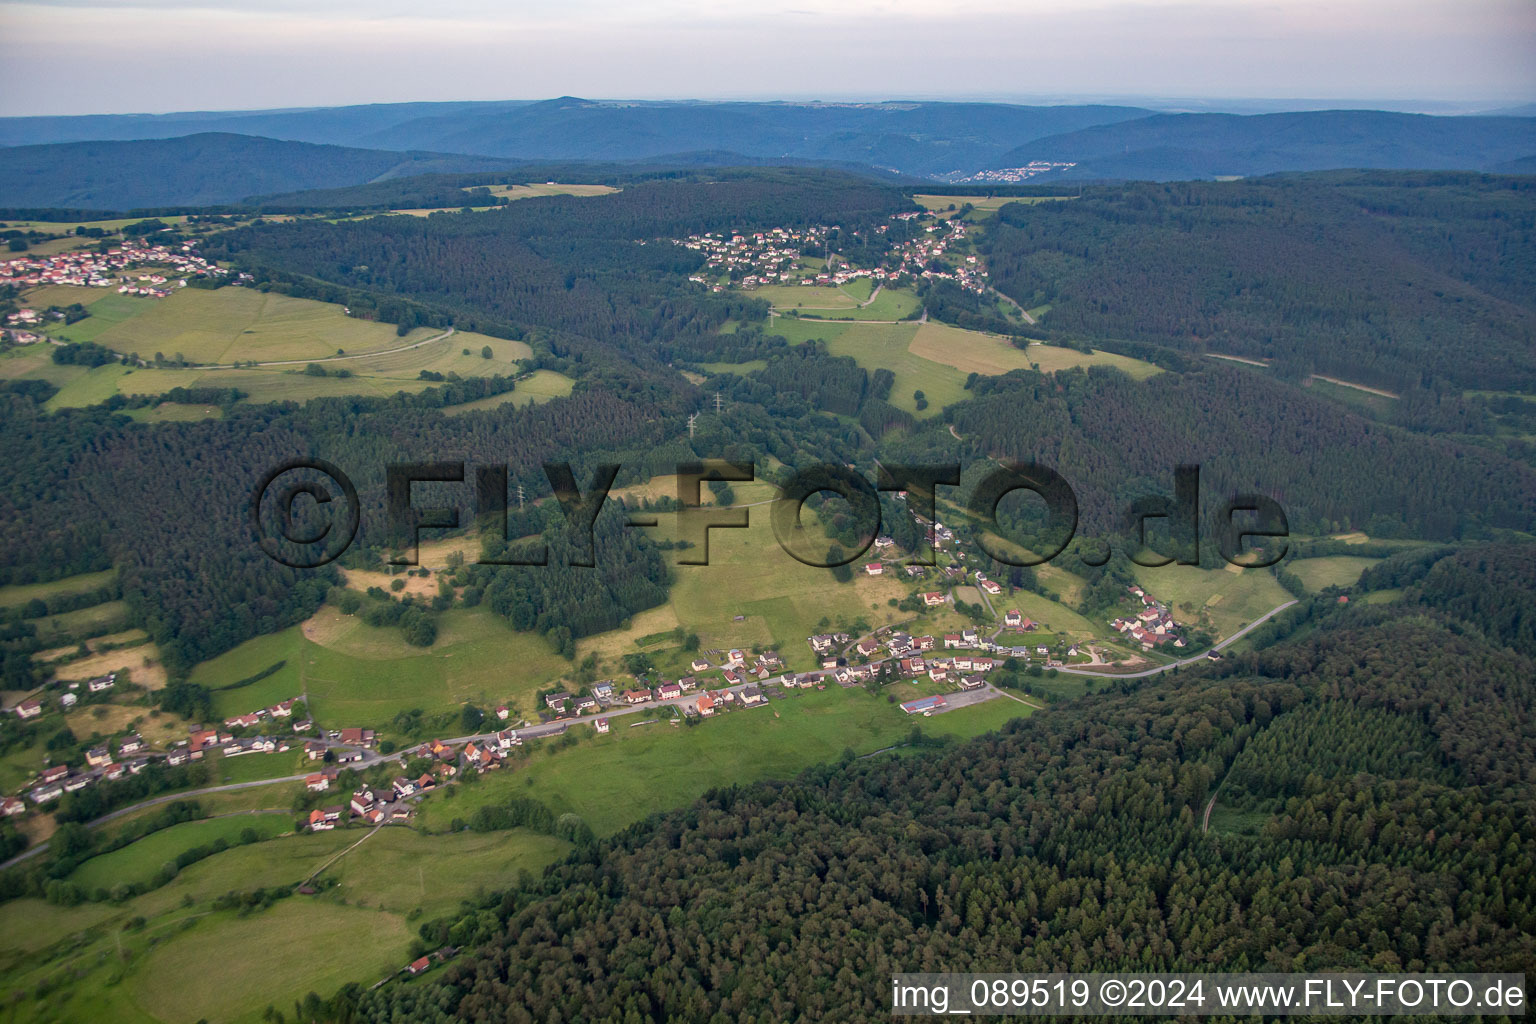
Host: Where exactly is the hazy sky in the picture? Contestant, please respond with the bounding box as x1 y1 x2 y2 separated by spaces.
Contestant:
0 0 1532 117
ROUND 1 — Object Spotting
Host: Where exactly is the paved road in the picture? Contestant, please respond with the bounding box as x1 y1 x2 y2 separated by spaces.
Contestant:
1054 600 1297 679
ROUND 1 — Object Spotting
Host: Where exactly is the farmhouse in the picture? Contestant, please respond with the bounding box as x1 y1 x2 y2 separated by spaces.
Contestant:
87 673 116 693
16 699 41 720
623 688 652 705
657 681 683 700
594 718 610 734
741 685 765 705
307 808 334 832
696 693 716 716
921 592 947 607
119 735 145 756
338 728 375 747
864 562 884 576
60 693 77 710
980 580 1002 595
85 746 112 768
305 773 331 793
1 797 24 817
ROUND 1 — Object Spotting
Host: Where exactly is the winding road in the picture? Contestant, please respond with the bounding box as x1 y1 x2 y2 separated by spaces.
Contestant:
1054 600 1297 679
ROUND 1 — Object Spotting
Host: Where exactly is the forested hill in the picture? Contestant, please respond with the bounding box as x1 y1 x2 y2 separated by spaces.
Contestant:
0 99 1155 178
351 550 1536 1022
979 173 1536 394
0 133 519 209
999 110 1536 180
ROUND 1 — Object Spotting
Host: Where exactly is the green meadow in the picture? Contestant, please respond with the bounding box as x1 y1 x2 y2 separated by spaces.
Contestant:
0 821 570 1024
69 814 294 891
418 684 1030 836
0 568 115 611
1287 555 1382 591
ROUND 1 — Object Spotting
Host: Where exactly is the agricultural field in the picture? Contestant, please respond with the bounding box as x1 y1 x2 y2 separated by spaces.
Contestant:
912 194 1075 219
42 286 441 365
419 684 1031 836
818 322 967 416
907 322 1035 375
479 182 620 201
31 327 533 409
1286 555 1382 591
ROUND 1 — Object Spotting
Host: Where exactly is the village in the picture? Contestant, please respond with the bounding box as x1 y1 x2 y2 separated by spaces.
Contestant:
0 239 227 342
3 474 1206 839
676 209 990 297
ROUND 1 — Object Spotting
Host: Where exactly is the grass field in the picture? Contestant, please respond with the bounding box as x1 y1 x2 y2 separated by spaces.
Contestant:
1287 555 1381 591
5 287 548 410
29 600 132 644
0 568 115 611
420 685 1030 835
1131 563 1293 640
45 287 441 365
755 284 859 309
70 814 294 891
480 183 620 201
819 322 967 416
441 369 575 414
321 827 569 916
128 901 410 1024
0 816 572 1024
1021 342 1162 380
193 605 572 730
912 194 1075 220
908 322 1036 375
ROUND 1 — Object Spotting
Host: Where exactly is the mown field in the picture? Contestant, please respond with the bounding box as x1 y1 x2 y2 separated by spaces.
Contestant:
3 287 547 409
43 287 439 365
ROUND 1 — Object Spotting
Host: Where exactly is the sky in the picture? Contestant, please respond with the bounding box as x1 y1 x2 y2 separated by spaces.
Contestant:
0 0 1532 117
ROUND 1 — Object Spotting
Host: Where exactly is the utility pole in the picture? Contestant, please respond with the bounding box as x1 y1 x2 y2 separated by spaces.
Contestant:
714 392 724 414
687 412 698 438
516 483 526 511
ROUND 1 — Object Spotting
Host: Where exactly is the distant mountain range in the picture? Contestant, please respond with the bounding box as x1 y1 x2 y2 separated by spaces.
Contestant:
0 98 1532 210
0 133 517 209
997 110 1536 180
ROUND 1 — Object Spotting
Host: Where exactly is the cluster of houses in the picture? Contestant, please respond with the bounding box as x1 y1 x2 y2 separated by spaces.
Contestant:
951 162 1078 184
0 240 226 318
677 225 832 289
1110 586 1188 650
883 216 989 294
18 730 160 807
674 207 993 298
